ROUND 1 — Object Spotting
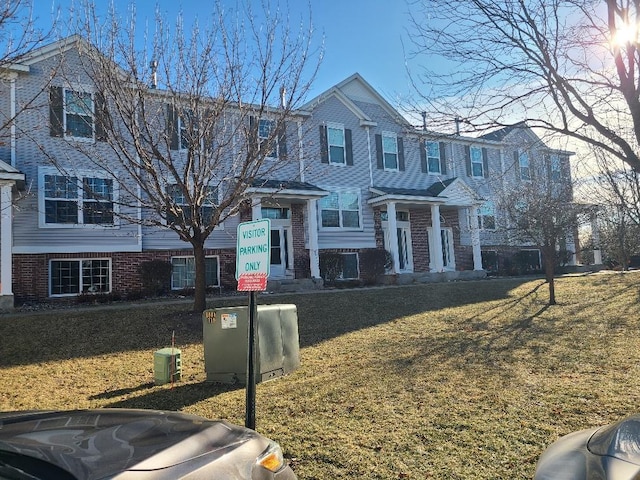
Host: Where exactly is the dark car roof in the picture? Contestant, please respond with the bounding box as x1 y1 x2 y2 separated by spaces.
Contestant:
0 409 255 479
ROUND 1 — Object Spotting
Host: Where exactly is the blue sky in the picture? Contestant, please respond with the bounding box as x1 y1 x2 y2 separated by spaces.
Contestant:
38 0 415 105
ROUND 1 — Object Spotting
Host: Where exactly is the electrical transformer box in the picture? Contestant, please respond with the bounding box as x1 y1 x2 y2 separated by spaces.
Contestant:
202 304 300 384
153 348 181 385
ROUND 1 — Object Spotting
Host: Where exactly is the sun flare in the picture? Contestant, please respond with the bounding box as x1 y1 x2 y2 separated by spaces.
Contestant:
612 21 639 47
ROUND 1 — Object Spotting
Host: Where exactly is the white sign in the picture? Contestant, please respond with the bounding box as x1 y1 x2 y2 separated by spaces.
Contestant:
236 219 271 280
221 313 237 329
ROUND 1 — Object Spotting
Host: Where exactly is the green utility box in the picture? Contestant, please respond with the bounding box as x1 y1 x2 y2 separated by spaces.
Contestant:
153 348 182 385
202 304 300 384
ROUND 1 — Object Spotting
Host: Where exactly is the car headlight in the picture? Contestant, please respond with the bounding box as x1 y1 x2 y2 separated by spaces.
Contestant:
256 441 285 473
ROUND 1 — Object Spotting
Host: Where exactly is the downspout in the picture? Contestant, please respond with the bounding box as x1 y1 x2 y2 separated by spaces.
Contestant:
298 120 304 182
366 126 373 187
10 76 16 167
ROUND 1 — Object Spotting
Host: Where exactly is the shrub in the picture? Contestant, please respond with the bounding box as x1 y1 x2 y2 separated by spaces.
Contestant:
140 260 172 297
319 252 344 286
359 249 390 285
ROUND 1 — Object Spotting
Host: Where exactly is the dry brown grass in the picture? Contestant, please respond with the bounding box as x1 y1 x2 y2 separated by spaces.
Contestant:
1 272 640 479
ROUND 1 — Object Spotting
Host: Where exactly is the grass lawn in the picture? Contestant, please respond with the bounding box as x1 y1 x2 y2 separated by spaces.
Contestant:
1 273 640 479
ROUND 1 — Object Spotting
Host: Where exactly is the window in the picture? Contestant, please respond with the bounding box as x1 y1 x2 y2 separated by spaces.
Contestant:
65 89 94 139
340 253 359 279
319 190 361 229
381 211 409 222
50 259 110 296
550 154 561 182
426 141 441 174
382 133 399 171
261 207 290 220
50 86 105 141
41 169 115 227
470 146 484 177
328 126 346 164
519 151 531 180
166 184 218 226
478 202 496 230
258 119 278 158
171 256 219 289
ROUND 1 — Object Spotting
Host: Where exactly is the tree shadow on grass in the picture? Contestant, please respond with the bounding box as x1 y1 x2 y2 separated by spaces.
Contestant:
101 381 242 411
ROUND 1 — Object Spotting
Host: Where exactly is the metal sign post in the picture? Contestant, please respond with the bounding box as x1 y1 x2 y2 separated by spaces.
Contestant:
236 219 270 431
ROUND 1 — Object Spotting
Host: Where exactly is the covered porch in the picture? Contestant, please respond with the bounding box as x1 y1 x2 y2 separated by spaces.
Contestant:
368 178 485 279
0 160 25 310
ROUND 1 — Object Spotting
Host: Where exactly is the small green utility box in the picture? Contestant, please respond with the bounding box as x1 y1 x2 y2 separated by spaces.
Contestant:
203 304 300 384
154 348 182 385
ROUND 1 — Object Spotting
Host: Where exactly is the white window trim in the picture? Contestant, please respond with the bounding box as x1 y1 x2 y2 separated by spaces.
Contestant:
63 85 96 143
550 154 561 182
426 141 441 175
170 255 221 290
327 122 346 166
338 252 360 280
477 202 497 231
38 166 120 229
49 257 112 297
470 146 484 178
519 150 531 181
318 188 363 231
258 118 279 160
382 131 399 172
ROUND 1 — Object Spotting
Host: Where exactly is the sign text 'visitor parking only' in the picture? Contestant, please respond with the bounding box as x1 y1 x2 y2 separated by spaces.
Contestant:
236 219 271 291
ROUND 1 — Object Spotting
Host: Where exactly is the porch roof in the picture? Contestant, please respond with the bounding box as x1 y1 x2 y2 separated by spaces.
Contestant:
368 178 481 208
248 179 328 200
0 160 25 188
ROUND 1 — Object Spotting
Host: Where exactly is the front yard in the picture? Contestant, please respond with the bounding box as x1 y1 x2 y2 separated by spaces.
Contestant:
1 273 639 478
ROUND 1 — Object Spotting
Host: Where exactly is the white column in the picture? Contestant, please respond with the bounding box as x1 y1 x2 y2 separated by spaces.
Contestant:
431 204 444 272
591 213 602 265
1 184 13 295
307 199 320 278
10 76 16 167
387 202 400 274
251 197 262 220
468 206 483 271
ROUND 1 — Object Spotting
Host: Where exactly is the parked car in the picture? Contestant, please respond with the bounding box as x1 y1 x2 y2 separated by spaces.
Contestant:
534 413 640 479
0 409 296 479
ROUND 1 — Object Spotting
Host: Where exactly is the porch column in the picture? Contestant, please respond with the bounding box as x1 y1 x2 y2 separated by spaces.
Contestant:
251 197 262 220
387 202 400 274
566 233 577 266
468 206 483 271
306 199 321 278
1 184 13 295
431 204 444 272
591 212 602 265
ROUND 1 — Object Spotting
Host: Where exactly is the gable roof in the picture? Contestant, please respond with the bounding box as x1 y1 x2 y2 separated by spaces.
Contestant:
302 73 413 128
479 122 533 142
369 178 481 208
0 160 25 187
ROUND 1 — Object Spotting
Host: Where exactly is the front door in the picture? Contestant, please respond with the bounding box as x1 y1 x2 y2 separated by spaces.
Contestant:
382 212 413 273
269 226 291 278
428 227 456 271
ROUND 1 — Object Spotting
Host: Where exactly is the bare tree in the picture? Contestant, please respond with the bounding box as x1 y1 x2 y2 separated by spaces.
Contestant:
496 156 588 305
579 147 640 268
54 1 319 312
407 0 640 172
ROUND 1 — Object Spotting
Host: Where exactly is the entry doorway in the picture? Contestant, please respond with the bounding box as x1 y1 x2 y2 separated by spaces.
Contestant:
428 227 456 271
262 207 293 279
382 211 413 273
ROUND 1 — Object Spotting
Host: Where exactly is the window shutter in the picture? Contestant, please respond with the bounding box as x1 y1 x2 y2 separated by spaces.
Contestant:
482 147 489 178
319 125 329 163
168 104 179 150
420 140 427 173
464 145 471 176
398 137 405 171
49 86 64 137
514 150 520 180
278 121 287 160
375 134 383 170
95 92 108 142
439 142 447 175
345 128 353 165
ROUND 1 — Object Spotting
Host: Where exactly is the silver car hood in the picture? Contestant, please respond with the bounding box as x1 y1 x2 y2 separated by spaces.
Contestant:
0 409 258 479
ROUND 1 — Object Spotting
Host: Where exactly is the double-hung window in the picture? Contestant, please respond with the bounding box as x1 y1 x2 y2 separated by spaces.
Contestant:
258 119 278 159
166 184 218 226
426 141 441 174
65 89 94 139
519 151 531 180
470 146 484 177
50 259 111 296
319 190 361 229
477 201 496 230
50 86 105 141
40 168 115 227
382 133 399 171
327 126 346 165
171 256 220 289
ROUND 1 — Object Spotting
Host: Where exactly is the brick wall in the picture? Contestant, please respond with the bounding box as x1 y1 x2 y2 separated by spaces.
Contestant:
291 204 311 278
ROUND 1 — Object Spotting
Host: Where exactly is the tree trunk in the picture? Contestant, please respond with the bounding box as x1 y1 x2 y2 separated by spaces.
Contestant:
544 247 556 306
192 238 207 313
